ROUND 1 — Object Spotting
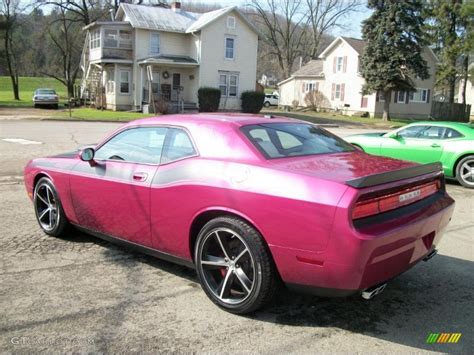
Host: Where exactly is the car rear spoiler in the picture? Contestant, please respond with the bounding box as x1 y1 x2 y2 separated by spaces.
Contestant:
346 162 443 188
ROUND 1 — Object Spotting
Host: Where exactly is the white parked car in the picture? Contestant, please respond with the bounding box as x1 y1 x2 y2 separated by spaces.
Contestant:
263 93 279 107
33 88 59 109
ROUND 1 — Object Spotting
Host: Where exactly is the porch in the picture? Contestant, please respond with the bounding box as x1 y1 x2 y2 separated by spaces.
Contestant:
138 56 200 113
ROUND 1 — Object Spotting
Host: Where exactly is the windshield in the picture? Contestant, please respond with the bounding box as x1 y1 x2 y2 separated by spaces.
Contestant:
241 123 355 159
36 89 56 95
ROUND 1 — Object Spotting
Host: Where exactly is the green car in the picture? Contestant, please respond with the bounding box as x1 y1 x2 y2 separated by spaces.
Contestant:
346 122 474 188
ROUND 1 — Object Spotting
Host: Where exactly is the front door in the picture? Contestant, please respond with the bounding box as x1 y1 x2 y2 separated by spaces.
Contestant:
70 126 168 246
171 73 181 101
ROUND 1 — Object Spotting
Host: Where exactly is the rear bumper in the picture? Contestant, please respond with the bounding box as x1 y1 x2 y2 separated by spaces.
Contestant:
34 100 58 105
270 192 455 295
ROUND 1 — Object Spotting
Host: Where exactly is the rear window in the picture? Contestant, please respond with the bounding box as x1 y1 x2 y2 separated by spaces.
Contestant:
36 89 56 95
241 123 355 159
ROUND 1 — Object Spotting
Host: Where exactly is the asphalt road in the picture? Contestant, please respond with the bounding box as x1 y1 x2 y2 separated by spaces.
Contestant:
0 120 473 353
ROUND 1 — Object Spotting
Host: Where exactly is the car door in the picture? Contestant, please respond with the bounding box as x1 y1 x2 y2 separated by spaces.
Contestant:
379 125 443 163
70 126 168 247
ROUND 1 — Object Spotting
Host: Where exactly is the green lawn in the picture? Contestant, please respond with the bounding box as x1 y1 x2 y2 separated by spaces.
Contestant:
52 108 154 121
0 76 70 107
263 108 412 128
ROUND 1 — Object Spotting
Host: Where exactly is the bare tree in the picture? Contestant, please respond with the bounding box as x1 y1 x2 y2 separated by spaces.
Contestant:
36 0 110 25
306 0 361 59
1 0 24 100
42 6 83 96
249 0 362 78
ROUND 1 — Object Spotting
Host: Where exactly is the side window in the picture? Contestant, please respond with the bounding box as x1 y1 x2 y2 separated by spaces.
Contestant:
444 128 463 139
417 126 444 139
94 127 168 164
397 125 428 138
161 128 197 163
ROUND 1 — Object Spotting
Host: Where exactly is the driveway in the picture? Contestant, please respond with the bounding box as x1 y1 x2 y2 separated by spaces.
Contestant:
0 120 472 352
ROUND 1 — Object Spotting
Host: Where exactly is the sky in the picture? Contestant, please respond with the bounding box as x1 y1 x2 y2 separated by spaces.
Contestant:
191 0 372 39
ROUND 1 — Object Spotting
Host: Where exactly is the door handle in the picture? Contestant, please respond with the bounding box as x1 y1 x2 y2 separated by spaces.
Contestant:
431 143 441 148
132 172 148 182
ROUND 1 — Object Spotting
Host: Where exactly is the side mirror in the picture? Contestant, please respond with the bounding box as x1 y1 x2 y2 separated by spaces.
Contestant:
388 132 400 139
80 147 95 162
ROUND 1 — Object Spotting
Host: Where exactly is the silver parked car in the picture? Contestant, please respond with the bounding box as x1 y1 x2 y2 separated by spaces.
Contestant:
33 88 59 109
263 93 279 107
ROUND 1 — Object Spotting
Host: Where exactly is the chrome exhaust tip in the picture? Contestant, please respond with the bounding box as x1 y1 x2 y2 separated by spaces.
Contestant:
361 283 387 300
423 249 438 262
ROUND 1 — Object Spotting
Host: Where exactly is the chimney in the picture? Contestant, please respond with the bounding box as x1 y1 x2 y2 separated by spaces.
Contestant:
171 2 181 12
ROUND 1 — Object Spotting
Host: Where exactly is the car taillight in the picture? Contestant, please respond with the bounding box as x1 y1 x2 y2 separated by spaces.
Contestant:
352 180 440 220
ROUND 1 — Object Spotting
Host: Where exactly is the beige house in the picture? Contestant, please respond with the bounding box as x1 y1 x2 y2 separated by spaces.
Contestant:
278 36 439 119
80 2 259 112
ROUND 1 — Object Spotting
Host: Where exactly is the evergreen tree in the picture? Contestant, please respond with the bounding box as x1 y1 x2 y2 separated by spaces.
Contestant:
427 0 470 103
360 0 429 121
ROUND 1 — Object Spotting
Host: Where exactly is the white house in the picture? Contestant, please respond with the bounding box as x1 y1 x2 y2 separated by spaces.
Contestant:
278 36 439 119
79 2 260 112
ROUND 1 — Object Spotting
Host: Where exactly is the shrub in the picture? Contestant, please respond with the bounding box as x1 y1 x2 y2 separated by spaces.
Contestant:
198 87 221 112
304 90 329 111
291 99 299 109
241 91 265 113
154 98 170 114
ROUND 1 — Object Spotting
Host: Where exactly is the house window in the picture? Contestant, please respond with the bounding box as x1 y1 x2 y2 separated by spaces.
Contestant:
119 70 130 94
397 91 406 102
336 57 344 72
219 71 239 97
118 30 132 49
225 37 235 59
106 67 114 93
104 29 132 49
409 88 428 103
219 74 227 96
227 16 236 29
304 82 318 93
90 30 100 49
150 32 160 54
377 91 385 102
334 84 341 99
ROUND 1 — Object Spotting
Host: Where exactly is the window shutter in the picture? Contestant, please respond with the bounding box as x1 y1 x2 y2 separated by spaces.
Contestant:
394 91 398 103
426 89 430 103
333 57 336 73
331 83 335 100
341 83 345 101
302 83 305 92
343 56 347 73
315 82 319 91
376 91 379 102
405 91 409 104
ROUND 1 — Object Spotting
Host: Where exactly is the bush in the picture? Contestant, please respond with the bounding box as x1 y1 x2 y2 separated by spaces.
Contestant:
198 87 221 112
241 91 265 113
291 99 299 109
154 98 170 114
304 90 329 111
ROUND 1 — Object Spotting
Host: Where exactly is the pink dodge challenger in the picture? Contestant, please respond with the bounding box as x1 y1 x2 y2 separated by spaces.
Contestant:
24 114 455 314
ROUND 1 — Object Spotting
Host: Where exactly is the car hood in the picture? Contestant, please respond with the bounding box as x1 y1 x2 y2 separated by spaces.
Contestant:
268 151 417 184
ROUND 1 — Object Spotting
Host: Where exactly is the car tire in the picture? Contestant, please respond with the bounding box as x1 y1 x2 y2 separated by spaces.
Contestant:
34 104 38 109
33 177 70 237
54 104 59 109
264 101 270 107
195 216 277 314
455 155 474 188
